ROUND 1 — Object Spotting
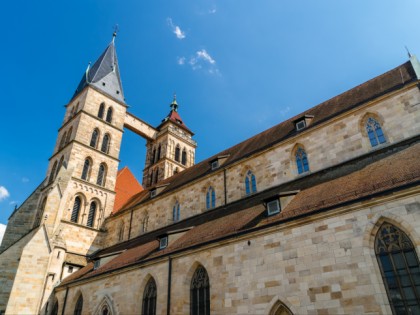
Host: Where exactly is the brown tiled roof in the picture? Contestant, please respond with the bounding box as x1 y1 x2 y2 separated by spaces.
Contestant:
117 61 417 213
113 167 143 214
59 141 420 286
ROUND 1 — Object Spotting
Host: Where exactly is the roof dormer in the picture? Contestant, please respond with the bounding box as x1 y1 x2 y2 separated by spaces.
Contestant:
293 115 314 131
209 154 230 170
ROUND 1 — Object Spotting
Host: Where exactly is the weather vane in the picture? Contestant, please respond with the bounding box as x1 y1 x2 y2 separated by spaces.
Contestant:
113 24 119 39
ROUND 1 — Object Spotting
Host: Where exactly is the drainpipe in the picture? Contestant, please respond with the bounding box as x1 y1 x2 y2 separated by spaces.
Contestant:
128 209 134 239
167 257 172 315
223 169 227 205
61 287 69 315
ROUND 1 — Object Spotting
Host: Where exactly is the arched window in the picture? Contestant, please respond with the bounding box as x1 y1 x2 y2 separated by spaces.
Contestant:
49 161 58 184
366 117 386 147
66 127 73 144
101 134 110 153
295 147 309 174
119 223 125 241
71 197 81 223
157 145 161 161
51 301 59 315
375 222 420 314
173 201 180 222
142 277 157 315
98 102 105 119
101 305 110 315
106 107 113 123
81 158 91 180
142 215 149 233
56 156 64 177
97 163 107 186
86 201 97 228
269 301 293 315
152 148 156 164
149 170 154 187
182 149 187 165
74 294 83 315
59 132 67 149
175 146 180 162
245 170 257 195
34 197 47 227
154 168 159 184
90 129 99 148
206 187 216 210
190 265 210 315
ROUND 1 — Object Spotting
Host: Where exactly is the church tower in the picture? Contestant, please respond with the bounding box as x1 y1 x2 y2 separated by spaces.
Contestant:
142 96 196 188
0 34 127 314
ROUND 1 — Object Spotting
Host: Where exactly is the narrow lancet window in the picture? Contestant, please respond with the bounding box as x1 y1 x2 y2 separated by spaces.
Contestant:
71 197 81 223
295 147 309 174
173 201 180 222
101 134 110 153
98 103 105 119
206 187 216 209
86 201 97 228
142 278 157 315
97 163 106 186
245 170 257 195
81 158 91 180
190 265 210 315
366 117 386 147
106 107 113 123
74 295 83 315
90 129 99 148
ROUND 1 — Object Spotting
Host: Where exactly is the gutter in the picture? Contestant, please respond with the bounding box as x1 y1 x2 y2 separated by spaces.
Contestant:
167 257 172 315
61 287 69 315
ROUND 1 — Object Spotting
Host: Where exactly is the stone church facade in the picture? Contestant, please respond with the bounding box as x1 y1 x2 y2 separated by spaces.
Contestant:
1 35 420 315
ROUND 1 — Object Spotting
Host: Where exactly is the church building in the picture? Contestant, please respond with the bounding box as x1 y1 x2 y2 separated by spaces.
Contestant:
1 34 420 315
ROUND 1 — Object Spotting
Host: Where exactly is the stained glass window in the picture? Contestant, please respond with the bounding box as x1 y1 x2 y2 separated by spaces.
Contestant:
295 147 309 174
206 187 216 210
245 170 257 195
191 266 210 315
366 117 386 147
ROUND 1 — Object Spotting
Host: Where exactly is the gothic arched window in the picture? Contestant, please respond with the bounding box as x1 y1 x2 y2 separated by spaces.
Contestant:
119 223 125 241
154 168 159 184
66 127 73 144
190 265 210 315
295 147 309 174
157 145 161 161
175 146 181 162
142 215 149 233
86 201 97 228
142 278 157 315
106 107 113 123
101 305 110 315
34 197 47 228
101 134 110 153
269 301 293 315
206 187 216 210
182 149 187 166
74 294 83 315
173 201 180 222
59 131 67 149
245 170 257 195
81 158 91 180
152 148 156 164
51 301 59 315
56 156 64 177
98 103 105 119
71 196 81 223
375 223 420 314
366 117 386 147
90 129 99 148
97 163 107 186
49 161 58 184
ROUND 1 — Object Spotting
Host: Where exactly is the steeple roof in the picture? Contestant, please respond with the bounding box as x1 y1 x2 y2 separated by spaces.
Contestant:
73 38 124 102
158 96 193 134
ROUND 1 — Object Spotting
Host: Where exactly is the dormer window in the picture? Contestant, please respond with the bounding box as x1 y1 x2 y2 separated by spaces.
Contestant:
211 160 219 170
93 260 100 270
293 115 314 131
295 120 306 131
266 199 280 216
150 189 157 198
159 236 168 249
210 154 230 171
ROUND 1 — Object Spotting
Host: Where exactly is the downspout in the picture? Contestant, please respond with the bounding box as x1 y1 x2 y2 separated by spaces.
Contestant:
128 209 134 239
223 169 227 205
61 287 69 315
167 257 172 315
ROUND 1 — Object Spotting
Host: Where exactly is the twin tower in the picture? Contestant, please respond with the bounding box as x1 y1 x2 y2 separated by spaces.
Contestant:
0 36 196 313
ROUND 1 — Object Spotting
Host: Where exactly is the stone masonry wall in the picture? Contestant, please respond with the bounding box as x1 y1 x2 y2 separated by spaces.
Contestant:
54 191 420 315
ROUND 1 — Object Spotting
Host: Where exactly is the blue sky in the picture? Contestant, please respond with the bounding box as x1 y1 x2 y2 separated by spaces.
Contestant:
1 1 420 225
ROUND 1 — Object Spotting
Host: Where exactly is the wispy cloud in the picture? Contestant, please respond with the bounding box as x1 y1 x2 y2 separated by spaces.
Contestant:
0 186 10 202
22 177 29 183
167 18 186 39
177 57 186 65
180 49 220 75
208 7 217 14
9 200 17 205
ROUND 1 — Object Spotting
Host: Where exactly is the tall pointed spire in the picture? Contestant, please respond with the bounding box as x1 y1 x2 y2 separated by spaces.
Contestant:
72 34 124 102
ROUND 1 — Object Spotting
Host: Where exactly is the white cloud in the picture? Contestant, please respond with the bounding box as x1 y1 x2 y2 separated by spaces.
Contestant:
22 177 29 183
0 186 9 202
167 18 186 39
209 8 217 14
0 224 6 245
177 57 186 65
185 49 219 75
196 49 216 64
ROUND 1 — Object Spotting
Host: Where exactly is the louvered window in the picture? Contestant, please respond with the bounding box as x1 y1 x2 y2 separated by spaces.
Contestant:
106 107 113 123
81 159 91 180
97 164 106 186
90 129 99 148
71 197 81 223
175 146 180 162
86 202 97 227
101 134 110 153
98 103 105 119
182 149 187 165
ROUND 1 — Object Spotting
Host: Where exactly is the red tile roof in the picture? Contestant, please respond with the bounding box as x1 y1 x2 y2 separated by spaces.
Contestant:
116 61 418 214
113 167 143 214
59 141 420 285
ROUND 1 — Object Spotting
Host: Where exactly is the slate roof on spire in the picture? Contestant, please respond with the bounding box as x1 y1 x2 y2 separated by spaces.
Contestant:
73 40 124 102
158 96 193 134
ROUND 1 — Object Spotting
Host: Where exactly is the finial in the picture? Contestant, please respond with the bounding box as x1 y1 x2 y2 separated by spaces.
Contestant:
170 93 178 112
112 24 119 42
405 46 412 58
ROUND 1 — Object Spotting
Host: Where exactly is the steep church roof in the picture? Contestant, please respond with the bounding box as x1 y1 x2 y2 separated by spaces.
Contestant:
73 37 124 103
158 96 193 134
113 167 143 214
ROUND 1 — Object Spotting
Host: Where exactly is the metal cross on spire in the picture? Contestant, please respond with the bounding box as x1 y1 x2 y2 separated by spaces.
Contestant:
112 24 119 42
